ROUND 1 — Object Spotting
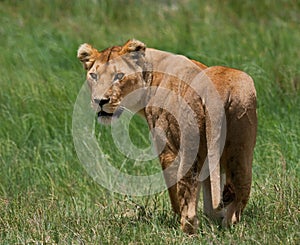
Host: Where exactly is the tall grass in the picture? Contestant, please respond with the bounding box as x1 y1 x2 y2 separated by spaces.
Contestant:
0 0 299 243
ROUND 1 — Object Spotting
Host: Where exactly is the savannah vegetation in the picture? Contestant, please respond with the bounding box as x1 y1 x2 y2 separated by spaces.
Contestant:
0 0 299 244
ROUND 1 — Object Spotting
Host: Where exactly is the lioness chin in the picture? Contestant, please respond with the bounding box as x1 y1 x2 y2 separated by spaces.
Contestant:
77 39 257 234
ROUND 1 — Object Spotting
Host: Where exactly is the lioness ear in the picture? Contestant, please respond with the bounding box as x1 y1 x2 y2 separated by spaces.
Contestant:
77 43 100 70
119 39 146 55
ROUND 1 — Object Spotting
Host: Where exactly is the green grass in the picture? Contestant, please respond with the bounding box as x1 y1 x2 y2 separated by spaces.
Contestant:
0 0 299 244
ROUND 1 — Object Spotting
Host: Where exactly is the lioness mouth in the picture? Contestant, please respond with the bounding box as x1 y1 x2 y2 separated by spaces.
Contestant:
97 108 124 118
97 111 113 117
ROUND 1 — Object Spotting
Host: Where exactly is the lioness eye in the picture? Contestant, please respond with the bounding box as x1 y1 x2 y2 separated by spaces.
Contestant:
89 73 98 80
114 72 125 81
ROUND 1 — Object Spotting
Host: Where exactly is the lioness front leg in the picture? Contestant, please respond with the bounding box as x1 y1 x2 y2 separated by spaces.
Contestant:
159 148 181 214
177 164 201 234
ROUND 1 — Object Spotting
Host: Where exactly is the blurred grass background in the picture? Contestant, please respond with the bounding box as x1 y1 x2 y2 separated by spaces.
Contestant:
0 0 299 243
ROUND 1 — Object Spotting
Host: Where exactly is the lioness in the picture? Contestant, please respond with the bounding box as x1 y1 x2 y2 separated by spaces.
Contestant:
77 39 257 234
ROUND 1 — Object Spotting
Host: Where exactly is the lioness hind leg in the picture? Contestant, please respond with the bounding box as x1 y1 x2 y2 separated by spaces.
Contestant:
221 145 254 227
222 120 256 227
221 180 251 227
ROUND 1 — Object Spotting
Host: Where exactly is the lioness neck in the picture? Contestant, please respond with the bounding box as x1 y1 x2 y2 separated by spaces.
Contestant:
144 48 204 88
145 48 190 73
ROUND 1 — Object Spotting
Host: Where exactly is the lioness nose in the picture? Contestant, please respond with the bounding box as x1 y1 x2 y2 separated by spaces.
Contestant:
94 98 110 107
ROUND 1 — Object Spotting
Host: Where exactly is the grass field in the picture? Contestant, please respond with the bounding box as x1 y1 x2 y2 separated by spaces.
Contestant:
0 0 299 244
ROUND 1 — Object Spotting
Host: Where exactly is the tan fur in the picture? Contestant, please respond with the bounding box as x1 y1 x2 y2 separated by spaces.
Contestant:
77 39 257 234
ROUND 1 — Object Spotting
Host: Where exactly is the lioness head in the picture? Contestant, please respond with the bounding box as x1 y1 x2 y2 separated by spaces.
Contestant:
77 39 149 124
